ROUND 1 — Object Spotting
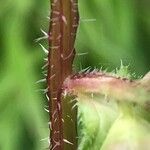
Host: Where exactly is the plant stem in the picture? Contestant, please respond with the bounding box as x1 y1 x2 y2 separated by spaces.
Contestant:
47 0 79 149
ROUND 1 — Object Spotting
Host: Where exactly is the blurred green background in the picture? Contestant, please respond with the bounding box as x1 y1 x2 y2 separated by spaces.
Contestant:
0 0 149 149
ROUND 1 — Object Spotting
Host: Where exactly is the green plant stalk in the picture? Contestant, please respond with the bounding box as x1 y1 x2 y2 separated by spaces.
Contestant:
47 0 79 149
63 72 150 107
63 71 150 149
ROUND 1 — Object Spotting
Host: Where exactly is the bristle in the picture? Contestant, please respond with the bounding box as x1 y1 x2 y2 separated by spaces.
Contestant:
48 121 52 130
40 137 49 142
43 88 48 94
46 94 50 101
79 66 91 74
35 29 49 42
44 58 48 61
63 139 73 145
36 78 46 84
42 63 48 70
49 45 60 49
80 18 96 22
44 108 49 113
61 15 67 25
35 36 48 42
69 98 77 104
76 52 88 56
51 141 60 150
40 29 48 36
39 43 48 54
61 48 75 60
71 102 78 110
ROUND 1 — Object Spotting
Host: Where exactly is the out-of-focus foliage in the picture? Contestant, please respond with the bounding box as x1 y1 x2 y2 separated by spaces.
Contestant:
0 0 149 149
0 0 49 149
76 0 150 75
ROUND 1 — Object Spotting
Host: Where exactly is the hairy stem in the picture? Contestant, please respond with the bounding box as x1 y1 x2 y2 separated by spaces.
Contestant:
47 0 79 149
